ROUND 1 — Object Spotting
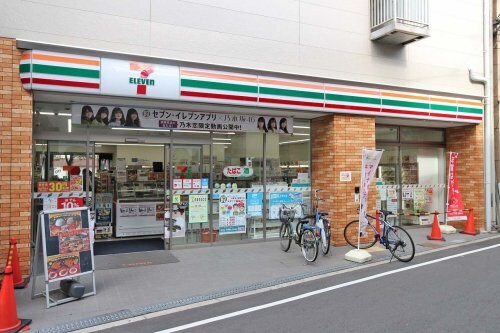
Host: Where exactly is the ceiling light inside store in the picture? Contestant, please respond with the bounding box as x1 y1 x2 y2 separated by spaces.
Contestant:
292 133 309 136
280 165 309 168
172 130 210 134
218 132 236 135
293 126 310 129
213 142 232 145
67 119 72 133
39 112 55 115
58 113 72 116
279 139 310 145
212 138 231 141
95 143 164 147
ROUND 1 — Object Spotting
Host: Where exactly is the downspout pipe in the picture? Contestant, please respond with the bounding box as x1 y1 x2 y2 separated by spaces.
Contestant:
467 0 494 232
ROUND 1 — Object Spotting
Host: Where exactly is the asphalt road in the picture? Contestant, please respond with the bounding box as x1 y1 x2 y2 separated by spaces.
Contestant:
99 238 500 333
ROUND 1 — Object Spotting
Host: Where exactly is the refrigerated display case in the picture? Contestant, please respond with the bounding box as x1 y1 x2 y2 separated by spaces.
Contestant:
115 181 165 237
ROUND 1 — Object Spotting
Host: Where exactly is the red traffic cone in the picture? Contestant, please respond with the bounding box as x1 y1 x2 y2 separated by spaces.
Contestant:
460 209 479 235
427 210 445 241
375 210 381 234
0 266 31 333
9 239 29 289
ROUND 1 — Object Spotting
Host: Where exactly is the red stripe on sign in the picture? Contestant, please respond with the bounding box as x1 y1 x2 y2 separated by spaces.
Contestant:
457 115 482 121
381 108 429 116
21 78 31 84
181 90 258 102
259 97 323 108
429 113 457 119
32 78 100 89
325 103 380 113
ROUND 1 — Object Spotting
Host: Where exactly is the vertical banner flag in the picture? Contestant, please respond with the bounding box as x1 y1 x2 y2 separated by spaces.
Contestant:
446 152 467 221
359 149 384 234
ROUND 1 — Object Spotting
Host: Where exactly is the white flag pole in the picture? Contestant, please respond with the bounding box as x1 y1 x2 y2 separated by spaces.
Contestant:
357 148 366 250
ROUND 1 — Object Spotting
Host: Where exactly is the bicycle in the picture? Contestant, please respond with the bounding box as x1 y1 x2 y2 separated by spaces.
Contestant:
343 209 415 262
279 190 331 262
279 204 319 262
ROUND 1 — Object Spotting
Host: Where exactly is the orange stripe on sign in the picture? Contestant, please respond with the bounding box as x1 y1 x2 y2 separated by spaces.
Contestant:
430 96 456 104
382 91 429 101
32 53 100 66
181 70 257 83
21 53 31 60
325 85 380 96
259 78 323 90
458 100 483 107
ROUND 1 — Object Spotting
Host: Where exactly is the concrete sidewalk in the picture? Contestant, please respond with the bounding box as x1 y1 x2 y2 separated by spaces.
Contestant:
15 226 499 333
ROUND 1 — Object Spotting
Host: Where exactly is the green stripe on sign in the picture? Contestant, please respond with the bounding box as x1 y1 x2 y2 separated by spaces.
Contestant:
260 87 324 100
430 104 457 112
326 93 380 105
382 99 429 110
32 64 100 79
458 106 483 115
19 64 30 73
181 79 257 94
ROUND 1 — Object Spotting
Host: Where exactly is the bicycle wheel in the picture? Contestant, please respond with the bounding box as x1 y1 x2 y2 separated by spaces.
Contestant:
279 222 292 252
301 229 319 262
343 220 377 249
386 226 415 262
320 220 331 255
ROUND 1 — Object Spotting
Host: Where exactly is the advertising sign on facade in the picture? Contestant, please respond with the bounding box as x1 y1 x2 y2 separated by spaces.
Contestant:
223 166 254 178
269 192 303 219
246 192 263 217
188 194 208 223
72 104 293 134
57 197 84 210
359 149 383 234
447 152 467 221
100 58 179 100
219 193 246 235
37 181 70 193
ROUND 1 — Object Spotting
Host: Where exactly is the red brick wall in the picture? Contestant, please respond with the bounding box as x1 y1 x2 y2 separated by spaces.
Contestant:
446 123 484 231
312 114 376 246
0 37 33 275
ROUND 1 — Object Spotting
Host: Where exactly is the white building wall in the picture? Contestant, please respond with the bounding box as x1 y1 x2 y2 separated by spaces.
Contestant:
0 0 484 96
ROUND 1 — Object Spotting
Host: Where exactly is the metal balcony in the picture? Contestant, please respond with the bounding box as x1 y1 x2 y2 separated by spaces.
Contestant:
370 0 429 45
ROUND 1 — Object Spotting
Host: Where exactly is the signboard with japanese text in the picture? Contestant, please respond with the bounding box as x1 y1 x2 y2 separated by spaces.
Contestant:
219 193 247 235
223 166 254 178
246 192 263 217
269 192 303 219
57 197 84 210
72 104 293 133
188 194 208 223
447 152 467 221
37 181 70 193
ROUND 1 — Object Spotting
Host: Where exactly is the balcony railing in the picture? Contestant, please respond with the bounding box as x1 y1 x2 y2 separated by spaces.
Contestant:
370 0 429 44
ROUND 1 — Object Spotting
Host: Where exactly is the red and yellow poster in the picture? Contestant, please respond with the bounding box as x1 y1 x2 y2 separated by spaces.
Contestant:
447 152 467 221
47 253 81 281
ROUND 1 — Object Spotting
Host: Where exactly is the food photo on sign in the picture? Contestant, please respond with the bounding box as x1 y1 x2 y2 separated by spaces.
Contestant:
49 212 83 237
47 253 81 281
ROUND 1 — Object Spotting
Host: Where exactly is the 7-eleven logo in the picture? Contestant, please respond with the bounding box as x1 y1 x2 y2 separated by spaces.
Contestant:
129 63 155 95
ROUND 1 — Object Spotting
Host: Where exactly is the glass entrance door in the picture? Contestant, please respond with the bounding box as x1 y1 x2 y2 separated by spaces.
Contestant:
167 145 210 245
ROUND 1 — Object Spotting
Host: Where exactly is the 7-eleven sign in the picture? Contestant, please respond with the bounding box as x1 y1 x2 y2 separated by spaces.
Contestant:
129 63 155 95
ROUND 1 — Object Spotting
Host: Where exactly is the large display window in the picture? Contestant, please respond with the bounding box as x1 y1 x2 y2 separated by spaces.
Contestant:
33 102 312 248
376 125 446 226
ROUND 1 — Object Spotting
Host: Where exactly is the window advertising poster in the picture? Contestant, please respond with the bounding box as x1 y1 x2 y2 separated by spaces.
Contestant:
188 194 208 223
219 193 247 235
269 192 303 219
246 192 263 217
387 188 398 212
164 205 186 238
41 208 94 282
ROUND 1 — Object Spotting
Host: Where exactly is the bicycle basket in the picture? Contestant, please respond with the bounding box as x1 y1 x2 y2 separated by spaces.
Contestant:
279 208 295 222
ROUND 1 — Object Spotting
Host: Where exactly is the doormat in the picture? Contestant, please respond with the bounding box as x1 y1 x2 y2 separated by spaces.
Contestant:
93 238 165 256
95 250 179 270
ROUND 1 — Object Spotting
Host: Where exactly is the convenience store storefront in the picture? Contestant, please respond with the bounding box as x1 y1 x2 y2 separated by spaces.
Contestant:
17 47 485 255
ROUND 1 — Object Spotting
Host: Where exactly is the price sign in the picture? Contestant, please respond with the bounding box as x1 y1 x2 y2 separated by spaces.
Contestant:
57 197 84 209
38 181 70 193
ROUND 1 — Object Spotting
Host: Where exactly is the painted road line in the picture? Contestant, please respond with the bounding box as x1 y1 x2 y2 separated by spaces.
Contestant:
155 243 500 333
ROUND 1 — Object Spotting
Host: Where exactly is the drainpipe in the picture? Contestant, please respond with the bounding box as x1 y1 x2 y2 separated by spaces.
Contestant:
468 0 494 232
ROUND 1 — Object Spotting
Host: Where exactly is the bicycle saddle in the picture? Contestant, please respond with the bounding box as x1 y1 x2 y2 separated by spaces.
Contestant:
302 214 316 219
379 209 393 216
319 211 328 216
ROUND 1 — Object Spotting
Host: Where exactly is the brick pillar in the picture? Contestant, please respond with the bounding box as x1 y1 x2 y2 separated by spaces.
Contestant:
446 123 484 231
0 37 33 275
312 114 376 246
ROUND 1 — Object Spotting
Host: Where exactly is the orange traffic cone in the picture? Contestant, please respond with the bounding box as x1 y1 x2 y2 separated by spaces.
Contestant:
460 209 479 235
375 210 381 234
427 210 445 241
9 239 29 289
0 266 31 333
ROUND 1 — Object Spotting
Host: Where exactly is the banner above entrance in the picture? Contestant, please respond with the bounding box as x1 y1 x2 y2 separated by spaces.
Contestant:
22 50 484 124
72 104 294 133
